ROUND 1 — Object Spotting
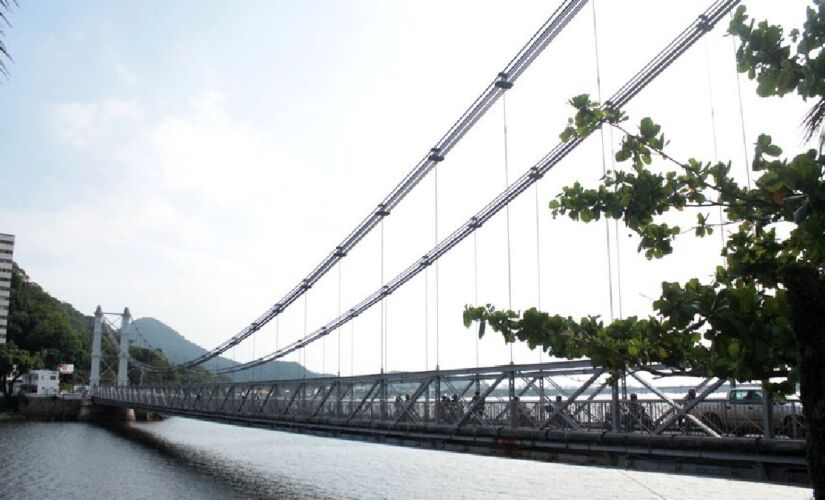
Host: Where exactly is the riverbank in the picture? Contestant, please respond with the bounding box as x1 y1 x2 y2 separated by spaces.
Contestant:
2 397 163 422
16 394 83 421
0 410 26 422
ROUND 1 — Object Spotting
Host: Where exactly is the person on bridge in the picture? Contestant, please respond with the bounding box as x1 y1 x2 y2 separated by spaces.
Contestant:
627 393 652 431
679 388 697 433
470 390 485 423
403 393 419 421
545 395 569 429
394 395 404 418
512 396 535 427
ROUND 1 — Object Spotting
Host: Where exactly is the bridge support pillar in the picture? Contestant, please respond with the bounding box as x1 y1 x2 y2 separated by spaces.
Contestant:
117 307 131 387
611 379 621 432
90 306 103 388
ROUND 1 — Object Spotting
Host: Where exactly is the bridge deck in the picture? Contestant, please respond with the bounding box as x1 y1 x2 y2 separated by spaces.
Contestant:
93 361 809 486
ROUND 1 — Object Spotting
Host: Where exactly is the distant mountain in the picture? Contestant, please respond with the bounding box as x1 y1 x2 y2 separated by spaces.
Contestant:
128 317 318 382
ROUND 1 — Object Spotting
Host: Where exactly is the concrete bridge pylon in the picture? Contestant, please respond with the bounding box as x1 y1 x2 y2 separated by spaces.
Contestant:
89 306 131 388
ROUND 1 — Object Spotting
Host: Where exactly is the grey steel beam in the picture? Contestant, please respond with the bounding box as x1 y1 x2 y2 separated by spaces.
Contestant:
218 385 236 413
281 382 304 417
455 375 503 429
257 384 277 416
541 369 604 430
312 382 338 418
394 377 434 425
653 378 727 436
348 380 380 422
493 376 540 422
629 371 719 437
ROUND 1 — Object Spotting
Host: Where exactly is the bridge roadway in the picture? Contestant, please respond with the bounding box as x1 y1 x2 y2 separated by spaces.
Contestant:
93 360 809 486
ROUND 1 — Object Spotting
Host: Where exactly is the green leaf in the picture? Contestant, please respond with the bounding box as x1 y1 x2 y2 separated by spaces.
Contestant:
639 117 660 140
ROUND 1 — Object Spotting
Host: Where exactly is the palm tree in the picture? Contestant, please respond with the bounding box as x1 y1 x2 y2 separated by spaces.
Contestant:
0 0 17 78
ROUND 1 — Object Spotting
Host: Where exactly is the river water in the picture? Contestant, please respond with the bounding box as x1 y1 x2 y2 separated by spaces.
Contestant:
0 418 812 499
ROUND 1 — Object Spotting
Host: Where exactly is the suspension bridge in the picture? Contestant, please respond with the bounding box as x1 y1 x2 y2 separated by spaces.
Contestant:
84 0 809 485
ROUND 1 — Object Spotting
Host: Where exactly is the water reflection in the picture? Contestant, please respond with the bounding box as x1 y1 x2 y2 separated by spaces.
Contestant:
98 421 331 499
0 418 812 500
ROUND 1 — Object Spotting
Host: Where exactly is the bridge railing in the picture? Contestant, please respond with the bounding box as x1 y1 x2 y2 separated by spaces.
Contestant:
92 361 805 440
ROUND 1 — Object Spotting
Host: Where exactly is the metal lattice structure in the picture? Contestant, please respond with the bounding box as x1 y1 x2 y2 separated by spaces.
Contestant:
92 360 808 483
94 360 805 440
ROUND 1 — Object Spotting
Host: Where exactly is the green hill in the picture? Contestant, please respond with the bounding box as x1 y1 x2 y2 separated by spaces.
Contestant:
6 263 314 384
128 318 317 382
6 264 93 384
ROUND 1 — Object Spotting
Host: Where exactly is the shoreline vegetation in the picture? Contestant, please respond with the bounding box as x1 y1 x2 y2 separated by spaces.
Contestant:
1 263 225 403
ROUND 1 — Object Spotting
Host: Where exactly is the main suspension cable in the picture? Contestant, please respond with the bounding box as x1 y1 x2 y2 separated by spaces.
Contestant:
215 0 741 375
176 0 591 370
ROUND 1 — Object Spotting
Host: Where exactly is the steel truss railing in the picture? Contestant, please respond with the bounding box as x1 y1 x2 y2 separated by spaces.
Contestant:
177 0 591 369
93 360 805 440
219 0 742 375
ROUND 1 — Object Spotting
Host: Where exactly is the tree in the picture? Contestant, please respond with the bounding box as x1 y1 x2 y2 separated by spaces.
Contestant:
463 4 825 496
0 342 42 401
7 264 92 385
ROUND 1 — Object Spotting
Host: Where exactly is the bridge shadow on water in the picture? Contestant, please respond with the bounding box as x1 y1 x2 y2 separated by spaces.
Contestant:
95 420 335 500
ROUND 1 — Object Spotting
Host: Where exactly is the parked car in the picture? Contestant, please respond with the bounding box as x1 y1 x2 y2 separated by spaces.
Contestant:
692 389 805 437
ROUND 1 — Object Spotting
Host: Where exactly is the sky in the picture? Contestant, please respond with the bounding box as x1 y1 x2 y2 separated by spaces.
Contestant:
0 1 815 378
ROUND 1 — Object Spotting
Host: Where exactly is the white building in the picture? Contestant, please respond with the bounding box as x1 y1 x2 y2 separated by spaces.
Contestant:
18 370 60 395
0 233 13 345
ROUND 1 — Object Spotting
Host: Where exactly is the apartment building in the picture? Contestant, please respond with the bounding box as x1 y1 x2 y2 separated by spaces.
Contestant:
0 233 13 344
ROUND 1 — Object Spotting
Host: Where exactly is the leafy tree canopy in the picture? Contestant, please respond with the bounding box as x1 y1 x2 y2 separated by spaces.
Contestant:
0 341 42 397
464 4 825 494
466 3 824 394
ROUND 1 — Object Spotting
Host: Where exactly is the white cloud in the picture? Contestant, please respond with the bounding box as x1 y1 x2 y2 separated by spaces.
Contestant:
150 93 283 204
52 91 308 210
51 99 144 151
28 91 333 351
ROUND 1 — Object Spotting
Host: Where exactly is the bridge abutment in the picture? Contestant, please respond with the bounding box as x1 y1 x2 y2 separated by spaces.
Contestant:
78 402 135 422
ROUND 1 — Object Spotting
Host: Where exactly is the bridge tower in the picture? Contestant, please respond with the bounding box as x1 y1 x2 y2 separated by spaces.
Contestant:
90 306 103 388
89 306 131 388
117 307 131 386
